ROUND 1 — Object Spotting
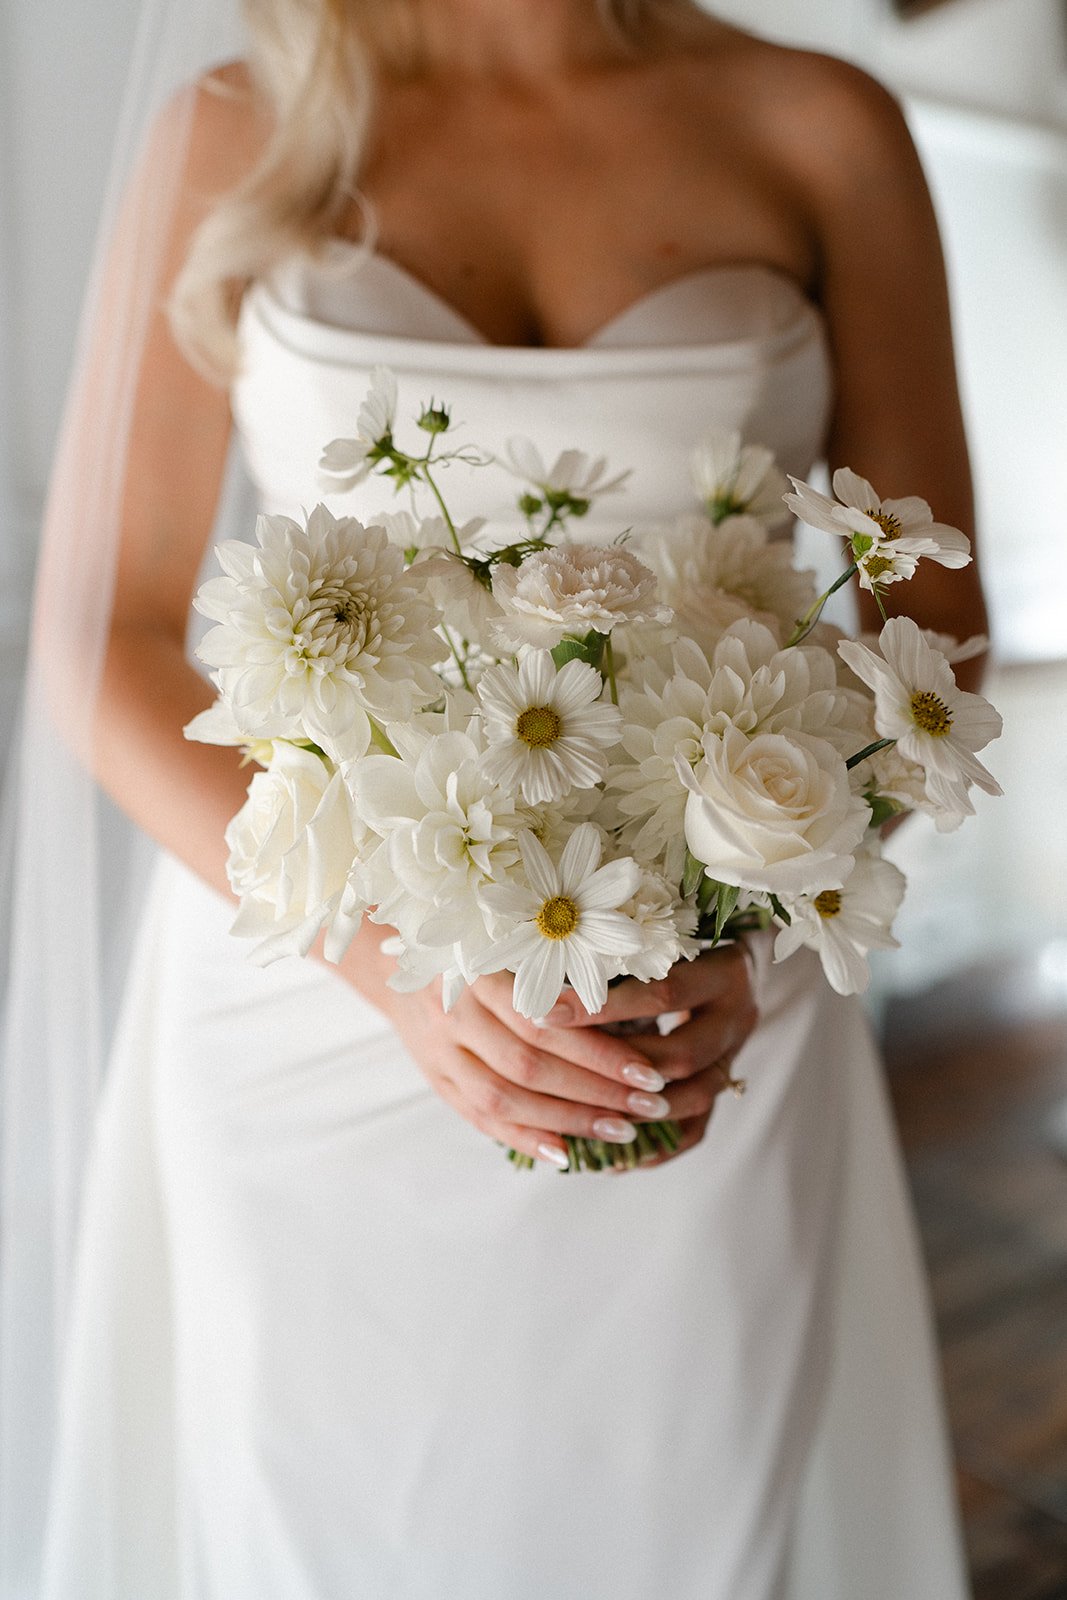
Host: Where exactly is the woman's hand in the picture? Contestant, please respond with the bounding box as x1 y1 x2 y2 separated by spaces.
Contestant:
543 943 759 1168
378 965 699 1170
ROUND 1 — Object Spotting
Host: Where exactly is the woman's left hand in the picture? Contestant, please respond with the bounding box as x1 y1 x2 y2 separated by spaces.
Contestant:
540 943 760 1166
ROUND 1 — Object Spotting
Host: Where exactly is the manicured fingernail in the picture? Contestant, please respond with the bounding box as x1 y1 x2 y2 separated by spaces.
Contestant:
621 1063 665 1092
537 1143 570 1169
627 1091 671 1119
547 996 577 1024
592 1117 637 1144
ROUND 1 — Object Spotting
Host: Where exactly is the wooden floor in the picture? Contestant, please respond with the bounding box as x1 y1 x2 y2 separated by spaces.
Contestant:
884 943 1067 1600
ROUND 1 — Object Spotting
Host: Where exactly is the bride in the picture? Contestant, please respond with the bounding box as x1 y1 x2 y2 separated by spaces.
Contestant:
5 0 988 1594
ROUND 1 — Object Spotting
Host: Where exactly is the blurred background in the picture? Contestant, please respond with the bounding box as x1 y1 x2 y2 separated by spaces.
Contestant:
2 1 1065 1593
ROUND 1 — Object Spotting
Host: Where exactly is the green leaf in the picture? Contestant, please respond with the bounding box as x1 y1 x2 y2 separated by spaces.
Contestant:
768 893 791 926
851 531 874 558
865 790 906 829
681 849 706 900
550 630 605 671
714 882 741 940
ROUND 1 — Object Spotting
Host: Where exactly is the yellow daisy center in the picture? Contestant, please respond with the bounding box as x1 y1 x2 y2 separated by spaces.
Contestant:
909 690 953 736
516 706 562 748
863 554 895 581
536 895 580 940
813 889 842 918
865 507 903 540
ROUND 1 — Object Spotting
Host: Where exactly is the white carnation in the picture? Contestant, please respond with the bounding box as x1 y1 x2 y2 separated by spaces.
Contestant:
491 543 670 652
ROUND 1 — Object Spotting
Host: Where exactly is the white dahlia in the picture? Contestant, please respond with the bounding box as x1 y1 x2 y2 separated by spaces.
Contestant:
195 506 445 762
633 512 817 654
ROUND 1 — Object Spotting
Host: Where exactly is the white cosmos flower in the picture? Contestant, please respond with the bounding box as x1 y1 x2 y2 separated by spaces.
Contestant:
785 468 971 591
415 548 505 654
225 742 375 965
475 826 642 1019
633 512 817 654
773 851 906 995
690 429 791 529
502 438 630 504
319 366 398 490
837 617 1002 820
195 506 446 762
376 510 487 558
491 543 670 651
477 650 622 805
679 724 870 898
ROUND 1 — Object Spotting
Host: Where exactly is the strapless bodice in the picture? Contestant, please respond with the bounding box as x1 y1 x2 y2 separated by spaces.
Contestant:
232 244 833 534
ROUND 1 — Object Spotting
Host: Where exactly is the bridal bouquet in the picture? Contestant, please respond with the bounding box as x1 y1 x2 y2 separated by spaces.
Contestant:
186 367 1002 1170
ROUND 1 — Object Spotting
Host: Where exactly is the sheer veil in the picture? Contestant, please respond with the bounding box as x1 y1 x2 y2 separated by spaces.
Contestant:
0 1 245 1587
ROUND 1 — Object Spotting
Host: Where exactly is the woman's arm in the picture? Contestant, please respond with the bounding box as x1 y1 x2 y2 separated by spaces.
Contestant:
793 59 990 684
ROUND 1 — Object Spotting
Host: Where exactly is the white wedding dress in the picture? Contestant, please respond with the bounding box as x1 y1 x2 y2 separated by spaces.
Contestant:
40 247 971 1600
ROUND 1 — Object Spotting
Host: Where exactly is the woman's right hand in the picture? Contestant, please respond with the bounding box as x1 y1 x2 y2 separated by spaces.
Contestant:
378 968 686 1170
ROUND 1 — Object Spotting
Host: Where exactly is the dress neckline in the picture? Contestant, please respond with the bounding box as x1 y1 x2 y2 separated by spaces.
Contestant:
307 238 823 353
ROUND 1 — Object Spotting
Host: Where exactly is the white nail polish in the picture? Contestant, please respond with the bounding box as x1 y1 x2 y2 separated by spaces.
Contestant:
537 1143 569 1169
592 1117 637 1144
627 1091 671 1119
621 1063 665 1092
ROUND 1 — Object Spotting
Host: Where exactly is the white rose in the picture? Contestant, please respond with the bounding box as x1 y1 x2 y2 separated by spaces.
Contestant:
490 543 670 651
677 725 870 898
226 742 370 963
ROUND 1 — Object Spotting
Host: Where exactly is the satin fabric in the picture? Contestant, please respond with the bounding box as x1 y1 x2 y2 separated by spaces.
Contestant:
41 256 970 1600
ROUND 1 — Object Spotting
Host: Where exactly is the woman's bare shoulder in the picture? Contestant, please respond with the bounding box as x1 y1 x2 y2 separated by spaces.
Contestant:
149 58 271 203
668 23 920 190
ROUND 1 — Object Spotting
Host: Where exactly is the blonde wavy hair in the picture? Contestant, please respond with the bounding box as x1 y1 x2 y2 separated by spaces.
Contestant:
169 0 703 378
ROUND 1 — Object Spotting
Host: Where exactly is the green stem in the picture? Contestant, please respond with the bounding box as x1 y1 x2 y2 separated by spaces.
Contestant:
440 622 472 692
419 457 463 555
603 635 619 706
845 736 897 772
786 561 860 647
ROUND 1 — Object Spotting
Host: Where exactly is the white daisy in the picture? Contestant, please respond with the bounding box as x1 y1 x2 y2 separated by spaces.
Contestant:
785 468 971 592
319 366 398 490
490 543 670 652
837 616 1002 820
773 851 906 995
195 505 445 761
476 826 642 1019
690 429 790 529
477 651 622 805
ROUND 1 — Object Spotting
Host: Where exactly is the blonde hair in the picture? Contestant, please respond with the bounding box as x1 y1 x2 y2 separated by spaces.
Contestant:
169 0 701 379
